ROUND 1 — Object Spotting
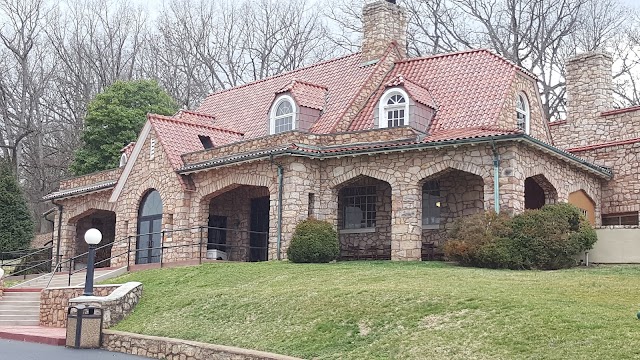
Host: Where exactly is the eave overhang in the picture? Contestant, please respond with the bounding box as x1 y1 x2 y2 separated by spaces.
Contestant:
178 134 613 180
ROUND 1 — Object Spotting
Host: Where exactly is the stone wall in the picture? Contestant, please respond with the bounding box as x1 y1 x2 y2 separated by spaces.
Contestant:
102 330 303 360
31 232 54 248
59 168 122 190
40 285 118 327
68 282 143 328
569 141 640 215
40 282 142 328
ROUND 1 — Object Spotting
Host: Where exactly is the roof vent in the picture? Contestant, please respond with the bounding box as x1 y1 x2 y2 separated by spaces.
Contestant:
198 135 214 149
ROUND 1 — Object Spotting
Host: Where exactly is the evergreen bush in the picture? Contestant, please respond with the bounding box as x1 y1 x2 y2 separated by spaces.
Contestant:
287 219 339 263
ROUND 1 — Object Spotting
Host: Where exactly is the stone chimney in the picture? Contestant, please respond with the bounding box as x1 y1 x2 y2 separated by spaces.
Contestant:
565 52 613 124
361 0 407 62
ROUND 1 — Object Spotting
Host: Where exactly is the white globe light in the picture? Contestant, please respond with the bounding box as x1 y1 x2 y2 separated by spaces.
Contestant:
84 228 102 245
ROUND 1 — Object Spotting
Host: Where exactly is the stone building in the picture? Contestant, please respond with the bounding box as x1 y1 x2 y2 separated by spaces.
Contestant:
44 0 638 267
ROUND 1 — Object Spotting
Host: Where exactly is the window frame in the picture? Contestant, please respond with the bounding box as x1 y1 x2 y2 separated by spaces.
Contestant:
516 92 530 135
602 212 639 226
422 180 441 229
340 185 377 232
378 88 410 129
270 95 297 134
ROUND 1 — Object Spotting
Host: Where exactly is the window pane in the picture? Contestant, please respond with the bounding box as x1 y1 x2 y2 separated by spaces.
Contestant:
276 100 293 116
342 186 376 229
422 181 441 225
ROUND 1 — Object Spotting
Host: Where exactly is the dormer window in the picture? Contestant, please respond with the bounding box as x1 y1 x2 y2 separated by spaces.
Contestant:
516 93 530 134
270 95 296 134
378 88 409 128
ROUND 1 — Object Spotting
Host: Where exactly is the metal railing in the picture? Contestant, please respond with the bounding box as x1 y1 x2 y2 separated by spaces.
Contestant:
0 245 54 279
54 225 269 287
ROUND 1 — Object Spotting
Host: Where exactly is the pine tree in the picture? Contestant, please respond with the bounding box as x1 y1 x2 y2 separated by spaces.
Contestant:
0 162 34 251
70 80 178 175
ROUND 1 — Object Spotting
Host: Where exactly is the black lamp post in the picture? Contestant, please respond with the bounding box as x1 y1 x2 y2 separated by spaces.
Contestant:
83 228 102 296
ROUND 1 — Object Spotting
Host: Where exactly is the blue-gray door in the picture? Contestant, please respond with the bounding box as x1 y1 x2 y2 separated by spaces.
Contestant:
136 190 163 264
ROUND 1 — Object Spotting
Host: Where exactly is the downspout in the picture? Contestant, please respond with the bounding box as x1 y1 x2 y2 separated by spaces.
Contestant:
51 199 64 267
270 155 284 260
491 141 501 214
44 212 55 244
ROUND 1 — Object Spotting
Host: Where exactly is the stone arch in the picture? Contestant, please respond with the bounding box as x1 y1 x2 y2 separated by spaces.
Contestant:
569 189 597 225
525 174 558 209
522 165 563 197
67 201 116 225
194 173 276 226
414 160 489 185
328 167 396 190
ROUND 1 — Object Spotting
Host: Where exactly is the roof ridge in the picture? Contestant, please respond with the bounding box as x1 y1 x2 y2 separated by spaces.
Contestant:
204 52 361 99
179 109 216 119
397 48 537 80
147 113 245 136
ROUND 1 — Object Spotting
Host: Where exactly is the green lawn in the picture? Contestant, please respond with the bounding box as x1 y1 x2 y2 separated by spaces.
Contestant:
109 261 640 359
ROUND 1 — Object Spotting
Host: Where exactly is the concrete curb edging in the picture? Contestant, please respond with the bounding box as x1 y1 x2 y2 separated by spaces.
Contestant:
102 329 305 360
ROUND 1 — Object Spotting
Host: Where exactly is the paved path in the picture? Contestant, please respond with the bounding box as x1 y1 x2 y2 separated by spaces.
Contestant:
0 339 150 359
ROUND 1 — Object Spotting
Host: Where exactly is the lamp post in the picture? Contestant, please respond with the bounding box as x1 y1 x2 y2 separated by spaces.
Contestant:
83 228 102 296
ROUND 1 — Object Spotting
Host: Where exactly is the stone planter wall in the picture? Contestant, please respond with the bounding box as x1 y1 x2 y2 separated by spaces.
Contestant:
102 330 303 360
40 282 141 328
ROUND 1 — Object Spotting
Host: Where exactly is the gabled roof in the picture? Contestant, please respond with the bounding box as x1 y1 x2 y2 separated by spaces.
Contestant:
276 79 328 110
385 75 437 109
196 52 378 138
148 113 243 170
350 49 525 133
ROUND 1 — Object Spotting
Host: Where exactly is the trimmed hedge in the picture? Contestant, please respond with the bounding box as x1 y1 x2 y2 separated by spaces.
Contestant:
444 204 597 270
287 219 339 263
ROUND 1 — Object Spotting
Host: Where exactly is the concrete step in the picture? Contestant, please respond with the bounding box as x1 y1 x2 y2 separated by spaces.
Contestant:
0 309 39 315
0 304 40 311
1 293 40 300
0 319 40 326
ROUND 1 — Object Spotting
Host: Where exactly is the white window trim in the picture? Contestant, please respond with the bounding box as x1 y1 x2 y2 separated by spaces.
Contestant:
119 153 128 167
339 228 376 234
378 88 410 129
516 92 530 135
270 95 297 134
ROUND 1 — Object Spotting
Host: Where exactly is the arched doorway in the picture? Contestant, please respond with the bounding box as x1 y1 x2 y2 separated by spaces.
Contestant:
136 190 163 264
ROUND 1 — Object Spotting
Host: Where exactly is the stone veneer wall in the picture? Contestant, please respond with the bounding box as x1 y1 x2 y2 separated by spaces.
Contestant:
102 330 303 360
337 177 392 259
59 168 122 190
570 142 640 216
40 285 118 327
68 282 143 328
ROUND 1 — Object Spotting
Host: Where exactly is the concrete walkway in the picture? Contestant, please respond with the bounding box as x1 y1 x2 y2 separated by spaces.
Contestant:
0 339 150 359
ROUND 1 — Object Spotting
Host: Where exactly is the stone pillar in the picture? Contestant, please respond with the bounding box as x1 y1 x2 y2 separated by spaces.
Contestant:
390 185 422 261
361 0 407 62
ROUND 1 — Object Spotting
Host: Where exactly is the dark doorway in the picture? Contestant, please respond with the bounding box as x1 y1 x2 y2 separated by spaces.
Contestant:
250 197 269 262
524 177 545 210
208 215 227 251
136 190 163 264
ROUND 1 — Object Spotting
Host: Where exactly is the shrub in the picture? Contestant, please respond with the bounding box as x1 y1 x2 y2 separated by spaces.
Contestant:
287 219 339 263
444 211 512 267
444 204 597 270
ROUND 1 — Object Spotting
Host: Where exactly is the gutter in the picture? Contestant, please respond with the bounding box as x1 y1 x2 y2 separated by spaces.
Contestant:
179 134 613 179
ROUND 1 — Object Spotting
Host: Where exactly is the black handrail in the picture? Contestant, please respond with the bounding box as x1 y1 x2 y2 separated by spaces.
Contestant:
0 246 54 279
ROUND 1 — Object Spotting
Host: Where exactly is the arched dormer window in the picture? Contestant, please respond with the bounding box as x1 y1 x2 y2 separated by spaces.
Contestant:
516 93 530 134
270 95 296 134
378 88 409 128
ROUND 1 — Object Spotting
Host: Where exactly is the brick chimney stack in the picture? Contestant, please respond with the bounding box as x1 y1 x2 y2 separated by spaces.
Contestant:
361 0 407 62
565 52 613 125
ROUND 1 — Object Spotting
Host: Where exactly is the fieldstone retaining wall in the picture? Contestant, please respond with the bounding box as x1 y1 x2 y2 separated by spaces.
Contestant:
40 282 141 328
102 330 304 360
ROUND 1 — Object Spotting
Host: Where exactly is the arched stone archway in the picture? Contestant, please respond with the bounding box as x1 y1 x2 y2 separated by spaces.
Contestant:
524 174 558 210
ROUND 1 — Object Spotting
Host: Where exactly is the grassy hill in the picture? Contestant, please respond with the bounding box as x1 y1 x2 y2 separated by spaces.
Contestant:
109 261 640 359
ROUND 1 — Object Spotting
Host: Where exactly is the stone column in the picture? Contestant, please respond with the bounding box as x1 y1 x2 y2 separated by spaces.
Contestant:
390 184 422 261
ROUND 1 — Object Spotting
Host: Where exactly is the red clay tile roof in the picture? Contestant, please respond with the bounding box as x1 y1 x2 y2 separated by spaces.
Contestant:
195 53 378 138
386 75 437 109
350 49 520 133
276 79 328 110
148 114 243 169
120 142 136 157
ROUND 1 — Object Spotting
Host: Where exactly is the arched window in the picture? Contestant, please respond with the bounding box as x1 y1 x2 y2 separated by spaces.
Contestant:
270 96 296 134
379 88 409 128
137 190 163 264
516 93 530 134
